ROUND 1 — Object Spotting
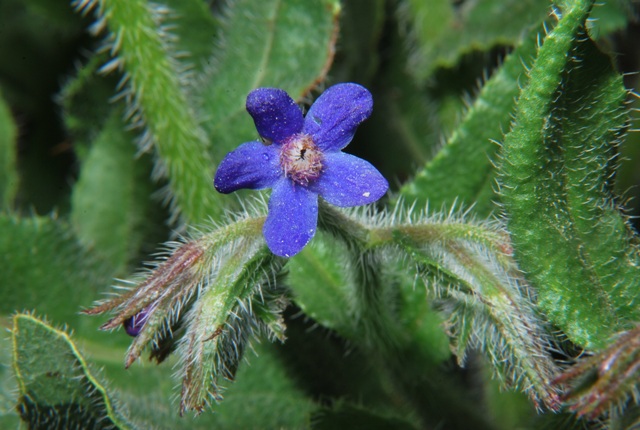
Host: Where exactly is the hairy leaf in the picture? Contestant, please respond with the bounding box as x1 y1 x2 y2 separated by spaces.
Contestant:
71 109 158 273
399 26 541 217
0 214 111 332
12 314 133 429
399 0 549 81
0 326 19 428
287 232 357 338
498 0 640 349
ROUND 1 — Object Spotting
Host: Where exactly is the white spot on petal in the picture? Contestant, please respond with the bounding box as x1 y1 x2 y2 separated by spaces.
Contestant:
363 191 371 197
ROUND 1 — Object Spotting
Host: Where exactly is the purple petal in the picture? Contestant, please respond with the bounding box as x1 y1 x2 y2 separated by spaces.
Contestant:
214 141 281 193
246 88 304 142
302 83 373 152
309 152 388 207
264 179 318 257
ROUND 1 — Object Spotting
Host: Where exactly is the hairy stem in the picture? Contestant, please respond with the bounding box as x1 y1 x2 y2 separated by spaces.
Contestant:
76 0 222 224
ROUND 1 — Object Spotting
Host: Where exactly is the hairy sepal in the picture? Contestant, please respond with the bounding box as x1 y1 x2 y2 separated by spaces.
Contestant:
176 243 286 415
554 325 640 420
85 213 288 415
393 220 560 411
317 202 560 410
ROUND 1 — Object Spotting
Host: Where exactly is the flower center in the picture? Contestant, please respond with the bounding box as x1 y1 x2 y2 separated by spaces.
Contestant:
279 133 324 185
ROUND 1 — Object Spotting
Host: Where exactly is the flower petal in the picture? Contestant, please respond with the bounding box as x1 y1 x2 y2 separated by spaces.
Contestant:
309 152 388 207
246 88 304 142
302 83 373 151
214 141 281 193
264 179 318 257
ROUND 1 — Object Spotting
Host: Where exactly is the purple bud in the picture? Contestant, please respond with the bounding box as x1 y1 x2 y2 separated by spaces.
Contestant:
123 306 152 337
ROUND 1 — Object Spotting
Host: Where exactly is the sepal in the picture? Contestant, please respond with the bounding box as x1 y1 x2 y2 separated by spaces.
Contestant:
392 219 560 411
84 215 288 414
317 201 561 410
554 325 640 420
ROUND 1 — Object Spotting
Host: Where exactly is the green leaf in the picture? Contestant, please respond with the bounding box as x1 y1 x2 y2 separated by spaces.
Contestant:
399 26 540 217
498 0 640 349
481 362 537 430
199 0 341 164
90 331 317 429
292 232 450 364
0 0 83 112
0 323 20 428
288 232 357 338
395 268 450 365
71 109 159 273
24 0 84 29
0 214 111 333
59 53 117 162
0 89 17 209
0 0 84 214
161 0 219 73
198 343 316 429
399 0 550 81
84 342 211 430
12 313 133 429
312 402 418 430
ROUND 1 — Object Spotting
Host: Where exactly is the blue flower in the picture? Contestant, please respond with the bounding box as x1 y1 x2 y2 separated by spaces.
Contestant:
214 83 388 257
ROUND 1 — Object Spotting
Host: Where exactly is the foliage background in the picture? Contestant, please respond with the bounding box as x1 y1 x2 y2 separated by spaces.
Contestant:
1 0 640 428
